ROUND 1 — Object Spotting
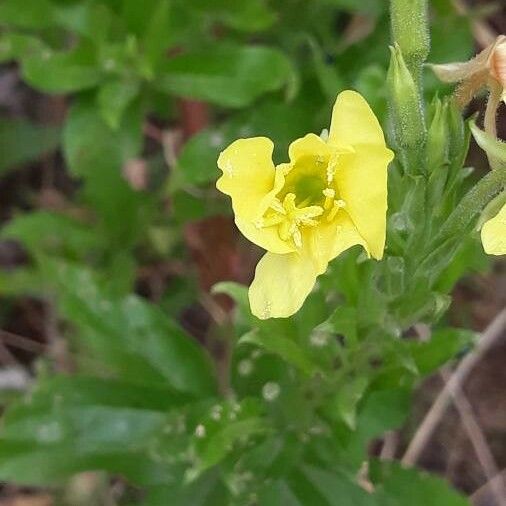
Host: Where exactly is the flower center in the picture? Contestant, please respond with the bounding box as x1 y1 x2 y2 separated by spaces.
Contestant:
255 154 346 249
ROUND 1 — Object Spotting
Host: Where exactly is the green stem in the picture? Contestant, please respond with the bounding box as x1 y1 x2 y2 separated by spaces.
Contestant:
417 167 506 274
436 167 506 241
390 0 430 77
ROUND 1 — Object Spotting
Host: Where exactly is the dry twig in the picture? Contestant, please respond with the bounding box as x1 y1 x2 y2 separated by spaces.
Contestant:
441 369 506 506
402 308 506 465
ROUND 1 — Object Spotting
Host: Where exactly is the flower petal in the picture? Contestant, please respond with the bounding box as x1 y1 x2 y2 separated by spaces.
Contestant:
217 137 276 222
304 211 368 274
235 217 296 255
334 144 393 260
328 90 389 148
288 133 333 161
249 251 318 319
481 202 506 255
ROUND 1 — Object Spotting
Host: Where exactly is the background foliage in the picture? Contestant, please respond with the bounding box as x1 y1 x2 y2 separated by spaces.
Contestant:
0 0 502 504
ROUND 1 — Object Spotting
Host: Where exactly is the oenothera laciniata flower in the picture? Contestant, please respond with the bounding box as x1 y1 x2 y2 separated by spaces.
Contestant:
216 91 394 319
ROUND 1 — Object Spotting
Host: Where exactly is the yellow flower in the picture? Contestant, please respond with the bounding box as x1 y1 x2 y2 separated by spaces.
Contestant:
481 202 506 255
216 91 394 319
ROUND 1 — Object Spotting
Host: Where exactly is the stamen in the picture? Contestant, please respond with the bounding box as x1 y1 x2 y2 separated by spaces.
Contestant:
270 199 285 214
256 214 285 228
327 199 346 222
292 228 302 248
323 188 335 210
279 220 291 241
327 159 337 184
298 217 319 227
283 193 297 213
295 206 323 220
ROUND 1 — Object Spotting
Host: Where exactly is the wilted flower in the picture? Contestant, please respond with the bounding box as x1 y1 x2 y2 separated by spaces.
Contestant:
216 91 393 319
431 35 506 108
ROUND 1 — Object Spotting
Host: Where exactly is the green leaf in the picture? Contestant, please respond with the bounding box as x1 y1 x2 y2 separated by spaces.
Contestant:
97 79 140 129
372 461 470 506
55 2 112 41
344 388 411 467
408 327 474 375
143 0 172 71
0 118 60 174
219 0 276 32
290 465 378 506
190 0 276 32
156 44 293 107
317 305 358 345
43 260 217 396
145 470 228 506
0 373 188 486
63 96 151 246
0 440 170 486
470 120 506 170
176 129 224 186
0 268 43 297
239 330 318 377
4 405 166 454
64 96 142 177
192 418 268 476
121 0 160 37
0 0 112 38
330 376 369 429
27 375 190 411
321 0 385 15
22 43 102 93
0 0 57 28
258 480 303 506
1 211 101 259
0 33 43 63
308 37 344 100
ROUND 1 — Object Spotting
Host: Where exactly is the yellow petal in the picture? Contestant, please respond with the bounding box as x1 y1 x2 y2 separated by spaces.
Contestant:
217 137 276 222
304 211 368 274
328 90 389 148
288 133 333 161
249 251 318 319
235 216 296 255
481 203 506 255
334 144 393 260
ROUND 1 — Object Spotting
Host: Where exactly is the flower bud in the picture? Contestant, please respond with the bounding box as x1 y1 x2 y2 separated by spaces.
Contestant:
387 44 426 154
446 97 465 164
427 97 448 170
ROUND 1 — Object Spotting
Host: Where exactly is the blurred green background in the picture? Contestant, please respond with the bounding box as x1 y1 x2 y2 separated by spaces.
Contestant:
0 0 505 504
